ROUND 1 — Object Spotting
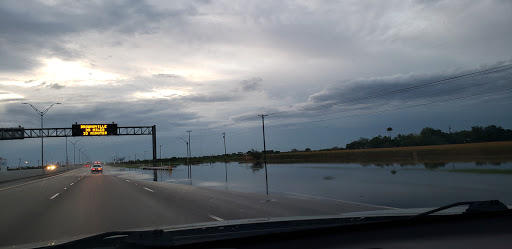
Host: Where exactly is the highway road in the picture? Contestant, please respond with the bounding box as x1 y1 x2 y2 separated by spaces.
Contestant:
0 166 389 247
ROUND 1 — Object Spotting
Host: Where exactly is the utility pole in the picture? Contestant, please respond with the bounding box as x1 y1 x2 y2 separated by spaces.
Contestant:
187 130 192 178
21 102 61 167
258 114 269 195
160 145 162 159
223 132 227 182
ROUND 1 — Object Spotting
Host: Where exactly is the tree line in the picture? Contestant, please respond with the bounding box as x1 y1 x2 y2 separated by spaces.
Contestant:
345 125 512 149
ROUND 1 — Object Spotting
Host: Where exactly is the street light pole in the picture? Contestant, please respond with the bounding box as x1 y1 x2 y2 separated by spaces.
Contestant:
69 140 78 165
180 138 189 177
223 132 227 182
186 130 192 158
22 102 61 167
186 130 192 178
65 137 68 166
78 146 84 165
82 150 87 164
222 132 227 161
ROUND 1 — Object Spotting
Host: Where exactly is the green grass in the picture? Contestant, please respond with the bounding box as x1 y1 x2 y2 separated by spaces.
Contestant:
448 169 512 175
265 141 512 164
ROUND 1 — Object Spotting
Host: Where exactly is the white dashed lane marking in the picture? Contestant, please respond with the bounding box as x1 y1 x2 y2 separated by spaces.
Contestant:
50 193 60 200
209 215 224 221
143 187 155 192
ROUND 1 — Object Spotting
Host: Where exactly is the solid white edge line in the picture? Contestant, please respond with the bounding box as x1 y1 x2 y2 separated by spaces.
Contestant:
143 187 155 192
50 193 60 199
209 215 224 221
274 191 399 210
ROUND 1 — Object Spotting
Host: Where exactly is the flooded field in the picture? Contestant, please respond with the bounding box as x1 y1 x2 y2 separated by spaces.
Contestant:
109 162 512 208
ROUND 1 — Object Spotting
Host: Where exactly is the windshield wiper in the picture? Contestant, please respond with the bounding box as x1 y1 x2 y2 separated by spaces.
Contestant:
411 200 509 219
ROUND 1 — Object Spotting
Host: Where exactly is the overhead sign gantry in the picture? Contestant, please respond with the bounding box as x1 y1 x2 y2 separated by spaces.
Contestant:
0 123 157 167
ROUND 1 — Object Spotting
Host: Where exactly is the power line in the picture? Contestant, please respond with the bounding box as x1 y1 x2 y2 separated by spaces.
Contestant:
170 63 512 142
266 86 512 129
173 85 511 154
284 77 511 120
187 74 511 140
270 63 512 117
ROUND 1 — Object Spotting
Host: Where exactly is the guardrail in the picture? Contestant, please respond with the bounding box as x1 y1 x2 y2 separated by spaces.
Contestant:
0 165 80 183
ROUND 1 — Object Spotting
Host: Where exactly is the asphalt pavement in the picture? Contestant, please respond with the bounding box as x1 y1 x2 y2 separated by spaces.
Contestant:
0 166 389 247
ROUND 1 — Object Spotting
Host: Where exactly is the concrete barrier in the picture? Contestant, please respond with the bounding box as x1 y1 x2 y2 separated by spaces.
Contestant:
0 166 78 183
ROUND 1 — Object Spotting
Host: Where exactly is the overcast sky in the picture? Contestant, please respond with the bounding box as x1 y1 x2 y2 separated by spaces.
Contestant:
1 0 512 166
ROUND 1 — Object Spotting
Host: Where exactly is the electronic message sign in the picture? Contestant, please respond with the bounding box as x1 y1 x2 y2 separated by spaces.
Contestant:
72 124 118 136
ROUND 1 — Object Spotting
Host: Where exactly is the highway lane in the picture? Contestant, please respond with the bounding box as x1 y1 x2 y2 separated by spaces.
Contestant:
0 166 390 247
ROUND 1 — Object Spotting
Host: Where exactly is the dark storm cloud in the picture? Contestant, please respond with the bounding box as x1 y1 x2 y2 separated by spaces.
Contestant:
240 77 262 92
48 83 65 89
0 0 197 72
302 62 512 113
153 74 185 80
0 98 24 103
186 93 239 103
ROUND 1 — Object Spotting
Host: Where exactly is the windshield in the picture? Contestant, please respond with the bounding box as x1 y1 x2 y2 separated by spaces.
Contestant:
0 0 511 247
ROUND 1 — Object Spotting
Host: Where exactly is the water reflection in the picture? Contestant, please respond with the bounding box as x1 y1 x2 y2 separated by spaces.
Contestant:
249 162 264 172
113 161 512 208
423 162 446 170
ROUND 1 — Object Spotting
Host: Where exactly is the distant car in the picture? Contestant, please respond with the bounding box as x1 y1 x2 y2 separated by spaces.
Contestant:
91 164 103 173
85 164 90 167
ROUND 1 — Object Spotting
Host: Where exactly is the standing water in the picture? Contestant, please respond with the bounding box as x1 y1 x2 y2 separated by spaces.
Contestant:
109 162 512 209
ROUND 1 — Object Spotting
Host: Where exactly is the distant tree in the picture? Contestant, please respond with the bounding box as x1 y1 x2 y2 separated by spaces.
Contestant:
304 148 312 152
343 125 512 150
346 138 369 149
247 149 262 161
291 148 299 152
